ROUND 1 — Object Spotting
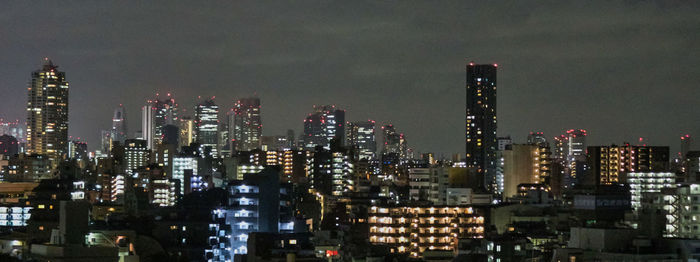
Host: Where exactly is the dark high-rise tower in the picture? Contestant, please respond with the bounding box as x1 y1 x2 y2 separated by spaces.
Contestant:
111 104 127 144
465 62 497 192
26 59 69 167
302 105 345 150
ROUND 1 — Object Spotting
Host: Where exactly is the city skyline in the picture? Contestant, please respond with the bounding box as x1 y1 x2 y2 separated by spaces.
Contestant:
1 1 699 155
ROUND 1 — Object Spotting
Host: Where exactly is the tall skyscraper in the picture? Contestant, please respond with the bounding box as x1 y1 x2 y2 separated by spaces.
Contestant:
111 104 127 144
381 124 401 155
194 98 219 157
141 94 178 149
178 116 195 148
26 59 69 167
230 97 262 152
465 62 497 191
302 105 345 150
347 120 377 161
553 129 587 188
681 134 692 161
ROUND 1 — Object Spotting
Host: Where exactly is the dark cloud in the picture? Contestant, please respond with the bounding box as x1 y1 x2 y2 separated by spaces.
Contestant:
1 1 699 155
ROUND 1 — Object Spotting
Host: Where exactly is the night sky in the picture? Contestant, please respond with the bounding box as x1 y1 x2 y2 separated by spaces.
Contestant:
1 1 699 156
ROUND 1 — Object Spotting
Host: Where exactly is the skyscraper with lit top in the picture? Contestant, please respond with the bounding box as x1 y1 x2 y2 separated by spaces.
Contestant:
465 62 497 192
26 59 69 167
302 105 345 150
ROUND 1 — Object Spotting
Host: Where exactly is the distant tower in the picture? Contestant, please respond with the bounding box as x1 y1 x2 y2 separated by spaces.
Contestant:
111 105 127 144
230 97 262 151
26 58 70 167
465 62 498 192
142 94 178 149
194 98 219 157
347 120 377 161
681 134 692 161
302 105 345 150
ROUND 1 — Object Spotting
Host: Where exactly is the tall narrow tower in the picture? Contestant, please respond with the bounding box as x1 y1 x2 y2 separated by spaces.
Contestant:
26 58 69 167
465 62 497 192
111 104 127 144
230 97 262 151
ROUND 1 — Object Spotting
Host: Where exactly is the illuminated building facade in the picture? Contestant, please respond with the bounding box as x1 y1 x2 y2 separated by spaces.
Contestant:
302 105 345 150
346 120 377 161
553 129 587 188
195 98 219 157
368 205 486 258
178 116 195 148
642 184 700 238
465 63 497 192
0 119 25 144
503 144 551 199
26 59 69 167
625 172 676 212
588 145 669 185
172 157 198 196
142 95 178 149
230 97 262 152
124 139 149 175
495 136 513 195
205 168 294 259
149 178 178 207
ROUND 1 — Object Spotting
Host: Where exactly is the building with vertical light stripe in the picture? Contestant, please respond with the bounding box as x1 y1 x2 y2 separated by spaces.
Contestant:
195 98 219 157
26 59 69 168
465 62 497 192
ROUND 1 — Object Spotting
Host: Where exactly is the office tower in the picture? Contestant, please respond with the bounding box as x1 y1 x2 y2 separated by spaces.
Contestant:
0 135 19 156
178 116 195 148
141 95 178 149
347 120 377 161
26 59 70 167
681 134 692 161
99 130 112 156
553 129 587 188
588 144 670 185
381 124 400 154
111 105 127 144
302 105 345 150
123 139 149 175
553 129 587 162
161 124 179 146
503 144 551 199
230 97 262 152
205 167 294 257
194 98 219 157
465 62 498 192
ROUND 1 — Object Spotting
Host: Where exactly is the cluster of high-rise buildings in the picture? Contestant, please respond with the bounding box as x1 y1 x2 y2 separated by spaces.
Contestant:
0 59 699 262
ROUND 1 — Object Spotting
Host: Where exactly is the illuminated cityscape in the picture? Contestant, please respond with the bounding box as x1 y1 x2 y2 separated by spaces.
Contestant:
0 2 699 262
